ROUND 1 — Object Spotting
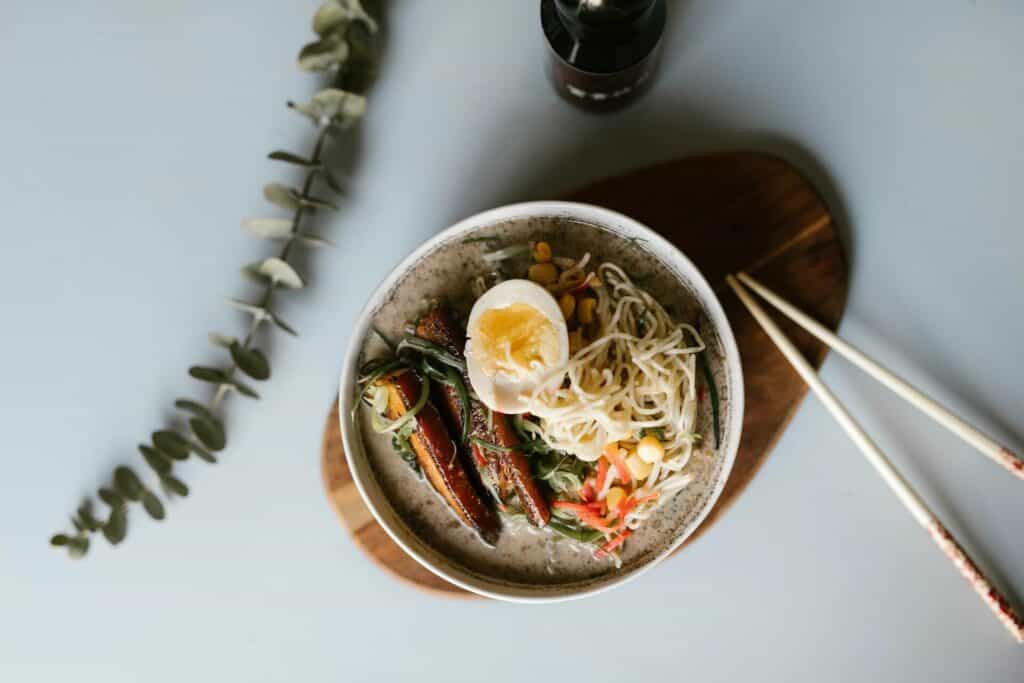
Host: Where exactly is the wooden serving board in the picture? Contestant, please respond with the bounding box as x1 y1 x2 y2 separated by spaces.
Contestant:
321 151 848 597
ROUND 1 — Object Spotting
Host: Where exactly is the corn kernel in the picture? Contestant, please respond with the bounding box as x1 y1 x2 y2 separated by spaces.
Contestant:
568 329 584 354
533 241 552 263
577 297 597 324
637 434 665 464
626 453 652 480
558 293 576 320
605 486 627 510
528 262 558 285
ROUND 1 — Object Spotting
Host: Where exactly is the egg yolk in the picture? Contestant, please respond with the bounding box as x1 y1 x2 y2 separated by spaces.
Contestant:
473 303 559 379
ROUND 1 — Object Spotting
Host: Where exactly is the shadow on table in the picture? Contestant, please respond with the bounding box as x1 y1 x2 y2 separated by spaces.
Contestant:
462 104 857 278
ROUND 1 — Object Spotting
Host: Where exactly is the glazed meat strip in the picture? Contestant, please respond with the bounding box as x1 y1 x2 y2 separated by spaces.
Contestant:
416 307 551 528
378 368 501 545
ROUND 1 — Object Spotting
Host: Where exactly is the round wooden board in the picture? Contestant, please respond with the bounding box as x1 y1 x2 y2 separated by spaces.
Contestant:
321 151 848 598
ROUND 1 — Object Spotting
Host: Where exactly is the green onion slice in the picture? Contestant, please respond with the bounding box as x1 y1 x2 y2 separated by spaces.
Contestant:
372 373 431 434
697 351 721 448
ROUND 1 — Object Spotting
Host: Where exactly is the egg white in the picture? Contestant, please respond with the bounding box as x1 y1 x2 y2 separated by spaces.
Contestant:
464 279 569 414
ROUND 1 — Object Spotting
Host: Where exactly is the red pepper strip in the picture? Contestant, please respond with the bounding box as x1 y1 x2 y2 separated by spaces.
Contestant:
594 457 610 493
471 443 489 470
579 481 596 504
579 510 626 534
603 443 631 486
596 529 633 557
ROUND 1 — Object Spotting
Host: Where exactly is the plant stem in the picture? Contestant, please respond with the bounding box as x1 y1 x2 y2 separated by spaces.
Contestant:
209 125 331 413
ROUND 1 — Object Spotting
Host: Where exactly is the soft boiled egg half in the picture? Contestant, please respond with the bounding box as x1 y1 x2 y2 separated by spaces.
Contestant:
465 279 569 414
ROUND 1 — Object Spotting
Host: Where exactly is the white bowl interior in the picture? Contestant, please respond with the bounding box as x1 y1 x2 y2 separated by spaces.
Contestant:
340 201 743 602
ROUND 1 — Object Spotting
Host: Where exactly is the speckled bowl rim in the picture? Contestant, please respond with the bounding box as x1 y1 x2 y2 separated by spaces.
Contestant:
339 201 744 603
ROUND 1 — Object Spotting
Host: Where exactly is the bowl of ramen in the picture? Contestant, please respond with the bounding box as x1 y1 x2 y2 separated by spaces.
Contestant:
340 201 743 601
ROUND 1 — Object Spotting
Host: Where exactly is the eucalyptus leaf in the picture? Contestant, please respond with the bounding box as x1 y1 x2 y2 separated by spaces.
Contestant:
152 430 190 460
174 399 215 422
296 233 334 248
77 502 101 531
240 262 265 285
225 299 272 324
114 466 143 501
190 441 218 464
190 415 227 451
312 0 349 36
139 444 172 474
263 183 300 211
290 89 366 128
294 193 338 211
347 0 378 32
140 490 166 521
160 475 189 497
231 379 260 399
322 168 344 193
103 506 127 545
271 313 298 337
208 334 235 350
297 35 349 72
267 150 320 168
51 534 70 547
229 342 270 381
189 366 230 383
98 488 123 508
313 0 377 35
258 257 304 289
242 217 293 240
67 536 89 559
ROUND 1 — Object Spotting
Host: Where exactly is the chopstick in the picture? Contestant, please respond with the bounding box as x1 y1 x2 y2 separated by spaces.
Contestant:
726 274 1024 643
735 271 1024 481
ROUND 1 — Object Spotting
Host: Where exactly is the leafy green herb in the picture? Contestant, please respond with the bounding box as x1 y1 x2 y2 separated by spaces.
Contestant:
395 336 466 373
548 519 604 545
49 0 379 558
391 422 421 478
533 451 588 494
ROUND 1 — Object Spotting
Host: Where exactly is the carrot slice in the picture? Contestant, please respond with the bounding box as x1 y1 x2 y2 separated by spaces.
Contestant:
596 529 633 557
594 457 610 493
603 442 631 486
552 501 604 514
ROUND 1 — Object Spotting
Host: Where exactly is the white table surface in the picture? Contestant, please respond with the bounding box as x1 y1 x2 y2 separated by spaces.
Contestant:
3 1 1023 680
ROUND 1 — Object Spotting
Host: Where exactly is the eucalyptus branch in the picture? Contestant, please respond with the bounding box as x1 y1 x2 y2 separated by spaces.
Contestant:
50 0 379 559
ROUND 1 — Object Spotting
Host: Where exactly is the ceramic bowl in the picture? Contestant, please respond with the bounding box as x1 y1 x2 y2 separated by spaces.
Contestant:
339 201 743 602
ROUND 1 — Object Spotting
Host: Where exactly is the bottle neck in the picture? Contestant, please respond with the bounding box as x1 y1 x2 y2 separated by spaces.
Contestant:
554 0 659 41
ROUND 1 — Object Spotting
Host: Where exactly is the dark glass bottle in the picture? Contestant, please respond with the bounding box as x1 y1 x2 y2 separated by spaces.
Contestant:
541 0 666 111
